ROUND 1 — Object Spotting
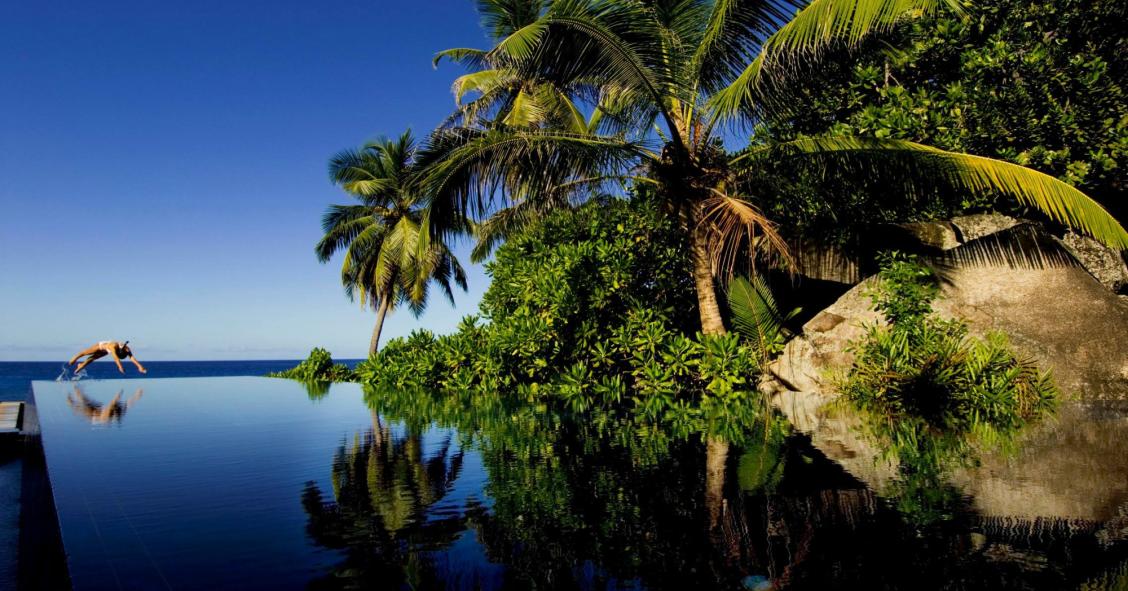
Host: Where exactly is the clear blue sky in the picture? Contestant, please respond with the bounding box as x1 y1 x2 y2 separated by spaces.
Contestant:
0 0 494 360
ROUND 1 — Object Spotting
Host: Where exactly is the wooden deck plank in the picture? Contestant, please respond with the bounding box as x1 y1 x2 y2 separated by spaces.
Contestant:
0 402 23 432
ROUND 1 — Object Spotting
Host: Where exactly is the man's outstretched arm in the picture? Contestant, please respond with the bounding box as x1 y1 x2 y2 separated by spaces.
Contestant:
109 350 125 374
130 356 147 374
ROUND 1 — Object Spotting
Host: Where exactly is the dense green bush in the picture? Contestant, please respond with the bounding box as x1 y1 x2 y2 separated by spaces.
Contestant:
839 253 1058 432
356 197 770 439
760 0 1128 241
268 347 355 383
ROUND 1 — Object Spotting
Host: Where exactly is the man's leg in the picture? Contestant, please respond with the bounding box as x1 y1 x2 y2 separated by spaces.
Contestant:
74 351 106 373
69 345 100 366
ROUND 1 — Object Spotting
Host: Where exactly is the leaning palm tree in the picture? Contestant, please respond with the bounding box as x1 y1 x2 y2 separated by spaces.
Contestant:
316 131 468 355
418 0 1128 337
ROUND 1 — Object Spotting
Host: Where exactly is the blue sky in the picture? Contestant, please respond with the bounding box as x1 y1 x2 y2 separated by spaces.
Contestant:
0 1 495 360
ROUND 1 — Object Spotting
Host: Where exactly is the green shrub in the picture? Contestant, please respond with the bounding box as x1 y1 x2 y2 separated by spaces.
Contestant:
758 0 1128 243
839 253 1058 432
355 197 771 438
268 347 355 383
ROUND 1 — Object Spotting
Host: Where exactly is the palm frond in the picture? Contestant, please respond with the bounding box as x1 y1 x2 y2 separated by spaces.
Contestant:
451 69 511 105
739 136 1128 250
698 191 795 281
488 2 685 146
708 0 959 122
501 88 549 127
433 47 489 69
415 127 649 240
316 205 378 262
477 0 549 40
728 274 800 352
691 0 806 93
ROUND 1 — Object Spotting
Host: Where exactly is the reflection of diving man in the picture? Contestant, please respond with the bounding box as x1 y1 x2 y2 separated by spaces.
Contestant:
67 386 143 425
68 341 147 374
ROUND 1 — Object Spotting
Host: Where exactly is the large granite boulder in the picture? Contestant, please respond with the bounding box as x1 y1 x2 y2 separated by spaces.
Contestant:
764 221 1128 535
767 224 1128 402
1058 230 1128 294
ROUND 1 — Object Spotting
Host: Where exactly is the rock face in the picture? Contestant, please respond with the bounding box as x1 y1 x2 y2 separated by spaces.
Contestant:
768 224 1128 401
950 213 1022 242
764 220 1128 531
929 262 1128 399
1058 230 1128 294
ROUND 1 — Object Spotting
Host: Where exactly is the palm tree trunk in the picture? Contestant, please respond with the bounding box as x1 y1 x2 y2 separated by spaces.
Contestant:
371 410 388 455
689 202 727 335
369 297 391 357
705 436 729 531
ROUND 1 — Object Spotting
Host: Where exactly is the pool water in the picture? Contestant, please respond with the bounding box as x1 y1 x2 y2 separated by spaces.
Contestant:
31 377 1128 590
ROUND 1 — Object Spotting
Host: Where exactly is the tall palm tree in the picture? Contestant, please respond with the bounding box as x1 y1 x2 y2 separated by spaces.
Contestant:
316 131 469 355
417 0 1128 337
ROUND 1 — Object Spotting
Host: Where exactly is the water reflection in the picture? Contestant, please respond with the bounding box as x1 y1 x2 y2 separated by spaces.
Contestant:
66 385 143 425
292 384 1128 590
297 380 332 400
301 414 470 588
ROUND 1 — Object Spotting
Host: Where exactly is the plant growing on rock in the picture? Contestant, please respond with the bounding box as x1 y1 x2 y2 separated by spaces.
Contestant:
839 253 1058 432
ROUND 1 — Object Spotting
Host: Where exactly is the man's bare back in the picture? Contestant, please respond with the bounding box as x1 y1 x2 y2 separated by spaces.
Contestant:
69 341 147 374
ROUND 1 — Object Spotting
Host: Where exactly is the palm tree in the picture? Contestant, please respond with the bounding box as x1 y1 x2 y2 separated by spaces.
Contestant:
417 0 1128 337
316 131 469 355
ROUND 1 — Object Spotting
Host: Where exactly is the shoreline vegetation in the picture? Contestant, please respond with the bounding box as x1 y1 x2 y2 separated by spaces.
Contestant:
271 0 1126 526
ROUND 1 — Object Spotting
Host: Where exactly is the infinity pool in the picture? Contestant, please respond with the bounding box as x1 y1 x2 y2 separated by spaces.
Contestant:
33 378 494 590
32 377 1128 590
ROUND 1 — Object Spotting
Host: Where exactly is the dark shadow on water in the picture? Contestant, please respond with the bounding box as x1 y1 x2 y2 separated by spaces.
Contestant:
17 439 71 590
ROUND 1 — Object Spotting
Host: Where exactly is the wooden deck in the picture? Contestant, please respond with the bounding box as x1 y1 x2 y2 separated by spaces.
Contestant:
0 402 23 433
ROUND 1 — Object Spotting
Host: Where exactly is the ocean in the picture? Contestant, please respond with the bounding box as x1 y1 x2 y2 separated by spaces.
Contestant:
0 360 366 403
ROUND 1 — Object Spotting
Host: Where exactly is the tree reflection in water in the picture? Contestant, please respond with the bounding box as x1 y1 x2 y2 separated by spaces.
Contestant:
301 413 469 589
297 385 1128 590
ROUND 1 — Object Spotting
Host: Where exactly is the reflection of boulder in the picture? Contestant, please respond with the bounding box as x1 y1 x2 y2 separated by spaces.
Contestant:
771 394 1128 537
948 403 1128 524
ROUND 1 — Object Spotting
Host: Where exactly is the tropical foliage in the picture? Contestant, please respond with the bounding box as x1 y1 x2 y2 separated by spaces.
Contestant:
317 131 468 355
838 253 1058 431
267 347 355 383
727 274 800 356
762 0 1128 237
418 0 1128 344
356 197 771 441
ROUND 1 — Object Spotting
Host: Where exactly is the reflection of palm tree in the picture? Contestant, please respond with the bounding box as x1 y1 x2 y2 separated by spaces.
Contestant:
66 386 143 425
302 418 467 587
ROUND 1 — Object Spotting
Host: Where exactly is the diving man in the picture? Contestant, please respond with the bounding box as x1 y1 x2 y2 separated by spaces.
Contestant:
68 341 147 374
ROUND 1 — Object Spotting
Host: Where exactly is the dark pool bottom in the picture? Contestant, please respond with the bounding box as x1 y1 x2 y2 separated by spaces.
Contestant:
31 377 1128 590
